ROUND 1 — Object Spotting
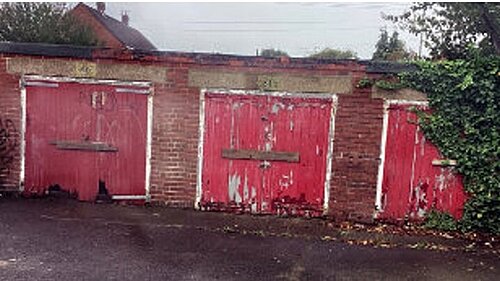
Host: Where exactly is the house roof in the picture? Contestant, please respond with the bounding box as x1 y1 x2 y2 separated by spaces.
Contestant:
78 3 156 51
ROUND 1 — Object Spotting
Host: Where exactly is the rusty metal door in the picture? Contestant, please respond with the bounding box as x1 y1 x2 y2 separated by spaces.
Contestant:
24 78 150 201
378 103 466 220
200 92 334 216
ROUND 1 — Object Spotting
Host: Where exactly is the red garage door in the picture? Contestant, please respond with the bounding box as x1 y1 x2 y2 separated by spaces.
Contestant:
24 78 150 201
378 103 466 220
200 91 334 216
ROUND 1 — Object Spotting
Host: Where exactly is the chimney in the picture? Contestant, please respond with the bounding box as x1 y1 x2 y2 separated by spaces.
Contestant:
96 2 105 14
121 12 129 25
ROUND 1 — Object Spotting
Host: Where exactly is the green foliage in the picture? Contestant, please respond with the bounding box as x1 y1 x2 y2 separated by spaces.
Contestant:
0 2 98 46
309 48 357 60
372 29 412 61
356 75 405 90
259 48 289 58
400 54 500 234
385 3 500 59
374 79 405 91
356 77 374 89
424 210 458 231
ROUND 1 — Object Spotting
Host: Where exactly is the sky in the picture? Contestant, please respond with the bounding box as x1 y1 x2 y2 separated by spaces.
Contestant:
95 2 421 59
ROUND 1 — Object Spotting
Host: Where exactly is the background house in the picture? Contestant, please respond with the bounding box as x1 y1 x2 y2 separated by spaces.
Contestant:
71 2 156 50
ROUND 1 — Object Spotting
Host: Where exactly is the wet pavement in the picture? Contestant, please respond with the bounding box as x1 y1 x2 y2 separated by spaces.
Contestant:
0 198 498 281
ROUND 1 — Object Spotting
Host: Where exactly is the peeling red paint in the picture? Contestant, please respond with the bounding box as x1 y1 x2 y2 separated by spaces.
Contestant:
201 92 332 216
24 80 149 201
379 104 466 220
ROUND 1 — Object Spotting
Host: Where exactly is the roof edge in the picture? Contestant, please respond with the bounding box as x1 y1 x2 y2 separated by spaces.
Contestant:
364 61 418 74
0 41 418 74
0 41 96 59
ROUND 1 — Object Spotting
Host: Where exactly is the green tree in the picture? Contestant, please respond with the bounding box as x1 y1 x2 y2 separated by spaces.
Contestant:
372 29 411 61
373 29 390 60
259 48 289 58
309 48 357 59
0 2 98 46
385 2 500 59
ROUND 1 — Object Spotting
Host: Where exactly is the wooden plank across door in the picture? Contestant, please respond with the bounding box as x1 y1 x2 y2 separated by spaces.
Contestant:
49 140 118 152
221 149 299 163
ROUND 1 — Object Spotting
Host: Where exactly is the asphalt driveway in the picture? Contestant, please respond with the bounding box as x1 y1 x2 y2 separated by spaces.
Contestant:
0 197 498 281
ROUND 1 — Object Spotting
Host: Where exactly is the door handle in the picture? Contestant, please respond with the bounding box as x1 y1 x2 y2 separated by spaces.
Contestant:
91 92 98 108
91 92 106 109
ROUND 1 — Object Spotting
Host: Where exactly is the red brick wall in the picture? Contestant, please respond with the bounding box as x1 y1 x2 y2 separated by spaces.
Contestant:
149 65 200 207
0 58 21 191
329 87 384 222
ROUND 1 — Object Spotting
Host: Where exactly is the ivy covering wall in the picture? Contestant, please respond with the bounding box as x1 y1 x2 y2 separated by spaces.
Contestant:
399 54 499 234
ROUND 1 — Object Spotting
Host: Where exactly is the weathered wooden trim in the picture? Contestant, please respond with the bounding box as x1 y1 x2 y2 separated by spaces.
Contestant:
375 101 390 215
115 88 151 94
323 94 337 215
385 99 429 106
222 149 299 163
432 159 458 166
23 75 152 88
144 87 154 202
189 70 352 94
24 81 59 88
195 89 207 209
49 140 118 152
19 80 27 192
205 89 335 99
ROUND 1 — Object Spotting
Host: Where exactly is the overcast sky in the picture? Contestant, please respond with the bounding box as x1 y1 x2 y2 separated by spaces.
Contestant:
97 2 420 59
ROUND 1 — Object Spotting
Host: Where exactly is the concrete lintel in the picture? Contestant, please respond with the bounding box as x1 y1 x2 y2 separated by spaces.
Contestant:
371 86 427 101
188 70 353 94
6 57 167 83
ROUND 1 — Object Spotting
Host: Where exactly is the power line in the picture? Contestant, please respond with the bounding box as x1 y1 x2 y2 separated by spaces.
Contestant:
183 26 381 33
184 21 326 24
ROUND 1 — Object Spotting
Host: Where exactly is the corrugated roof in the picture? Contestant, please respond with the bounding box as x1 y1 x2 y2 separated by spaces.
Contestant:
83 4 156 51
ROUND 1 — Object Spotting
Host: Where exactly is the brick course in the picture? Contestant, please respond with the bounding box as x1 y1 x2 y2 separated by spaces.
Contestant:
149 66 199 207
329 88 384 222
0 58 21 191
